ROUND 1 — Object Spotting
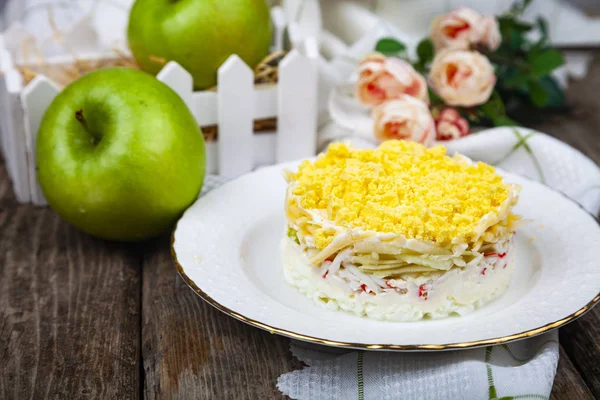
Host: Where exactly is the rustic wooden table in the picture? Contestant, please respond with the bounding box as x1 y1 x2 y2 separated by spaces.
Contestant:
1 55 599 400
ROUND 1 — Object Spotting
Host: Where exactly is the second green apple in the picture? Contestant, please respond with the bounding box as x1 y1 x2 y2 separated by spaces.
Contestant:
127 0 272 90
37 68 206 241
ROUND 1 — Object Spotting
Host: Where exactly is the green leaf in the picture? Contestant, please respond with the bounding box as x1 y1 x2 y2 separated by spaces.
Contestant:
497 16 531 51
538 76 566 107
492 115 519 127
375 37 406 55
536 17 549 42
509 0 532 17
512 20 534 32
479 91 506 119
527 49 564 77
527 79 548 107
509 30 525 50
498 16 533 33
427 87 443 106
498 66 529 89
413 61 425 74
478 92 521 127
416 38 434 65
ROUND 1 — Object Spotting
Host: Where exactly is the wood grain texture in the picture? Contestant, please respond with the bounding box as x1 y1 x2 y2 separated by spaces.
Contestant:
550 347 595 400
0 157 15 208
559 307 600 398
142 237 303 400
0 156 141 400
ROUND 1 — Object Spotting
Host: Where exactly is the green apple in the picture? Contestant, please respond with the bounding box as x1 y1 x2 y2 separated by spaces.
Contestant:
127 0 272 90
37 68 206 241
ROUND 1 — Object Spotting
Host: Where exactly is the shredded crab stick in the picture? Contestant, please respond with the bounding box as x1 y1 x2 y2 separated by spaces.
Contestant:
281 140 522 321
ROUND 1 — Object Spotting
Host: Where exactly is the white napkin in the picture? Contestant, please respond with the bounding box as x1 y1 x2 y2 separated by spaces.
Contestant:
273 127 600 400
278 333 559 400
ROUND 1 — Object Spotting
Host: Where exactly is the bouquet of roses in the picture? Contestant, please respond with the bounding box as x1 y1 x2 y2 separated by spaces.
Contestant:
348 0 565 145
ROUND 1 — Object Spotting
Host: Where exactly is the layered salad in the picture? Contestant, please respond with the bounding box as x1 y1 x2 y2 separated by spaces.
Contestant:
282 140 522 321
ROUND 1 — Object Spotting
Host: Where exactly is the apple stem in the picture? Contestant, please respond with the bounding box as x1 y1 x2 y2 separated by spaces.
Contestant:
75 109 88 128
75 109 101 146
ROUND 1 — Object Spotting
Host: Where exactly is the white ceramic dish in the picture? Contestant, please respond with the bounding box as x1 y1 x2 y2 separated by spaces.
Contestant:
172 161 600 351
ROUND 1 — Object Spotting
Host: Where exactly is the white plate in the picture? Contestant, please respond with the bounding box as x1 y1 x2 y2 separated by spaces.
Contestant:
172 162 600 351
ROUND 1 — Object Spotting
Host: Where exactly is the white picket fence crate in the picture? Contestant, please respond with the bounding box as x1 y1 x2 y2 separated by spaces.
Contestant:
0 6 319 205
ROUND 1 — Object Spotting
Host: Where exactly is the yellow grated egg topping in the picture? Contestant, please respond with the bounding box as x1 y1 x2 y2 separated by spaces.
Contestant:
287 140 509 248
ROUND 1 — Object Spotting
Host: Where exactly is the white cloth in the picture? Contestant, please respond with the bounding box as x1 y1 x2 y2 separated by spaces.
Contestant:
278 333 559 400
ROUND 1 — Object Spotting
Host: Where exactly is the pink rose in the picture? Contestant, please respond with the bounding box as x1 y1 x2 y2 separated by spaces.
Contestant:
431 8 501 51
356 52 429 107
373 95 436 146
428 49 496 107
435 108 470 141
481 16 501 51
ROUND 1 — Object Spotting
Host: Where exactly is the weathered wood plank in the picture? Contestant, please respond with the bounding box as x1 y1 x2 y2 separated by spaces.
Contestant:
0 155 16 208
142 238 303 400
559 307 600 398
550 346 595 400
0 155 142 400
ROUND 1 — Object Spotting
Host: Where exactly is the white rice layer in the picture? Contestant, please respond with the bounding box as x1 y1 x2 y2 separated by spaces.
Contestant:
282 237 515 322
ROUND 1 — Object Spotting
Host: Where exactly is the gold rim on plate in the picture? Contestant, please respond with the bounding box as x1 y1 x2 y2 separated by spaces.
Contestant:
170 178 600 351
